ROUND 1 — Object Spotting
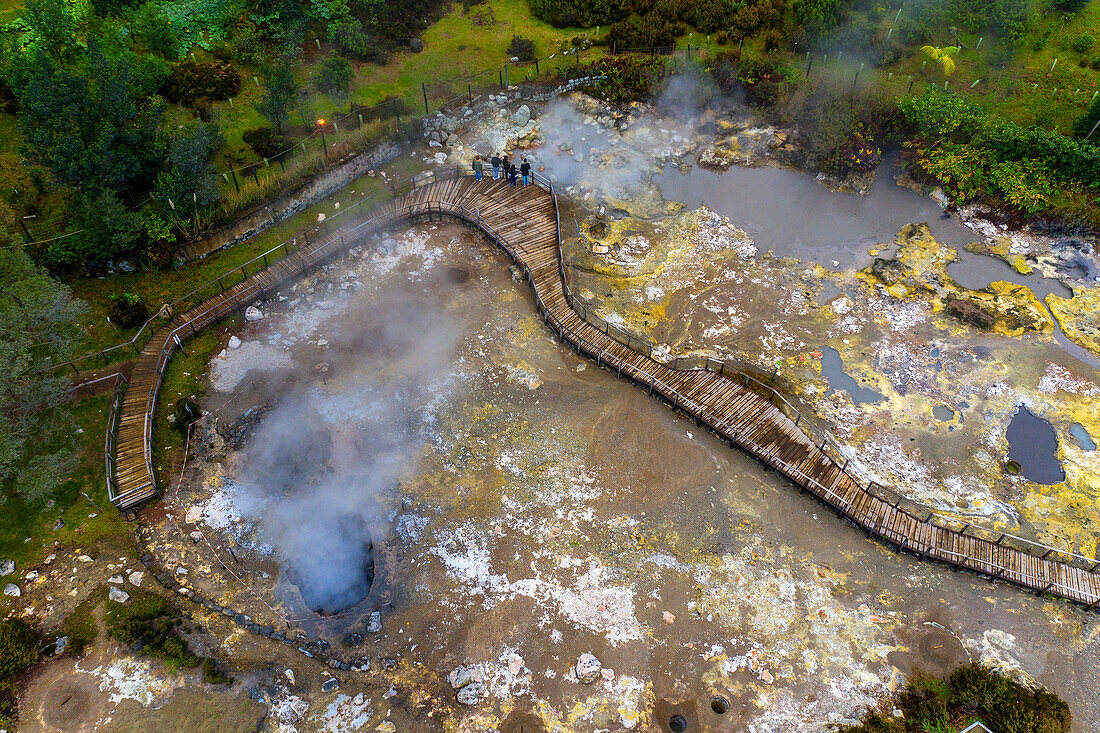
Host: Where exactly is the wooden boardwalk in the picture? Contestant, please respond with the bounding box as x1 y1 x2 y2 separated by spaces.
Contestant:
109 170 1100 608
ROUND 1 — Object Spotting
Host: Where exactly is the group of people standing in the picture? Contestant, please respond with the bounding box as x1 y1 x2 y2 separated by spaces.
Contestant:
472 154 531 187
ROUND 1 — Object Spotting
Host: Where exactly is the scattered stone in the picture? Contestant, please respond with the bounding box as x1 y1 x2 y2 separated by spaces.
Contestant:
3 583 20 597
366 610 382 633
189 531 203 543
228 336 242 349
108 575 123 584
448 666 472 690
446 134 459 147
284 668 296 685
382 658 397 670
343 633 363 647
321 677 339 693
77 555 93 563
245 306 264 321
601 668 615 681
55 636 68 655
662 611 676 624
0 560 14 576
575 653 602 684
353 657 370 671
54 519 64 531
456 681 482 706
24 570 39 582
109 587 130 604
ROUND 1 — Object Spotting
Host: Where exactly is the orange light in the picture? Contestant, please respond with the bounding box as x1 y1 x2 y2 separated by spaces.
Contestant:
317 118 326 125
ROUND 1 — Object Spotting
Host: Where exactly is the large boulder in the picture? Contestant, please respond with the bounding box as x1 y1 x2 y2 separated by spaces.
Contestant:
511 104 531 127
575 653 602 684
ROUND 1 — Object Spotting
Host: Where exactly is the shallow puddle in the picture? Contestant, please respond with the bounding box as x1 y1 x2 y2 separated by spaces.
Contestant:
1006 405 1065 484
1070 422 1097 451
819 345 885 405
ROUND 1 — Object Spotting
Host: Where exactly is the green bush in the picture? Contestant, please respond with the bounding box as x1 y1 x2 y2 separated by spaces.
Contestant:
508 35 537 61
317 56 353 96
242 128 291 161
106 592 198 667
0 619 39 680
1072 34 1095 53
841 663 1070 733
564 57 666 104
162 59 241 107
528 0 629 28
202 657 232 685
108 292 151 328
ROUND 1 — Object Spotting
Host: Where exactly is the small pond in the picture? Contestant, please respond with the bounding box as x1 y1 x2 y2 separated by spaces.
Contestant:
1005 405 1065 484
819 346 885 405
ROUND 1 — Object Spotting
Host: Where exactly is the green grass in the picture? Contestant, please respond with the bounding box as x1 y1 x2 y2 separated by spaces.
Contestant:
0 392 132 616
66 156 420 361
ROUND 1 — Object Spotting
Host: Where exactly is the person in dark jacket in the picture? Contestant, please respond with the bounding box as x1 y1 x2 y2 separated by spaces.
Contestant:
520 158 531 186
473 155 483 181
490 154 501 180
502 155 511 179
508 163 518 187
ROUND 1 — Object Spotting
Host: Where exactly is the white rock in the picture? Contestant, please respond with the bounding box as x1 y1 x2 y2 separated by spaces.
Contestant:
245 306 264 321
185 506 202 524
456 681 482 705
228 336 242 349
285 668 296 685
575 653 602 684
366 610 382 633
77 555 93 563
448 666 471 689
128 571 144 587
108 575 123 584
3 583 20 597
24 570 39 582
0 560 14 576
109 586 130 604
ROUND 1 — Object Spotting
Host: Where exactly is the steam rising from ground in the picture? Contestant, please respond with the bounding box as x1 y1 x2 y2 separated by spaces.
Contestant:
229 280 469 613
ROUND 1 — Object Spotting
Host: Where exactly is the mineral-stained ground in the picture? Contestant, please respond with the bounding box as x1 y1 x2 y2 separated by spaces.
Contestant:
32 92 1100 731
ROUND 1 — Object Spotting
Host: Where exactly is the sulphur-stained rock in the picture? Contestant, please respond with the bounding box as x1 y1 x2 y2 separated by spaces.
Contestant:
1046 286 1100 359
861 224 1053 336
575 653 602 683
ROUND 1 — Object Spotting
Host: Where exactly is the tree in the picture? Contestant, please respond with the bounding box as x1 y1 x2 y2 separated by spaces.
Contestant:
0 244 87 501
255 61 299 134
921 45 960 76
154 123 220 227
317 56 352 96
7 36 167 193
1073 96 1100 140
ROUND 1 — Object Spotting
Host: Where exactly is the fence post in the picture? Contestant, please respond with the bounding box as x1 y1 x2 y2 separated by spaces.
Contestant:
422 82 429 114
499 68 503 90
504 63 509 89
229 167 240 194
535 57 539 75
468 83 472 105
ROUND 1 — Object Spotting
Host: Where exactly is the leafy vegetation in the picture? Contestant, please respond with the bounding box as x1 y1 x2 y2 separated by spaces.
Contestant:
0 246 86 501
564 56 666 103
841 663 1070 733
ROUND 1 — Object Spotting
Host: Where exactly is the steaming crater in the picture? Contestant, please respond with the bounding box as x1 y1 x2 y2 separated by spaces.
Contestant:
287 516 374 614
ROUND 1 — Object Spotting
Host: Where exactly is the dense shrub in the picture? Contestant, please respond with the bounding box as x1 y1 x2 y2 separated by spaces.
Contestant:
607 12 683 52
841 663 1070 733
528 0 629 27
508 35 537 61
0 619 38 679
172 397 201 433
1051 0 1089 11
317 56 353 96
132 2 178 58
899 90 1100 214
242 128 291 161
162 59 240 107
107 292 150 328
1072 34 1095 53
564 56 666 103
1073 96 1100 139
106 592 198 666
784 84 890 175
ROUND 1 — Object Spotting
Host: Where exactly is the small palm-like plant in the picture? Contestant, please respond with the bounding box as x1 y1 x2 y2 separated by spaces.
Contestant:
921 45 960 76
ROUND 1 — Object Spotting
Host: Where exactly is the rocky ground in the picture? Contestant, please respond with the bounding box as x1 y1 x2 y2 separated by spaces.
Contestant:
10 86 1100 732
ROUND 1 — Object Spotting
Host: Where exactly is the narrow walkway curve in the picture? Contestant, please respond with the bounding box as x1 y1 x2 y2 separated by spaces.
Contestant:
110 169 1100 608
